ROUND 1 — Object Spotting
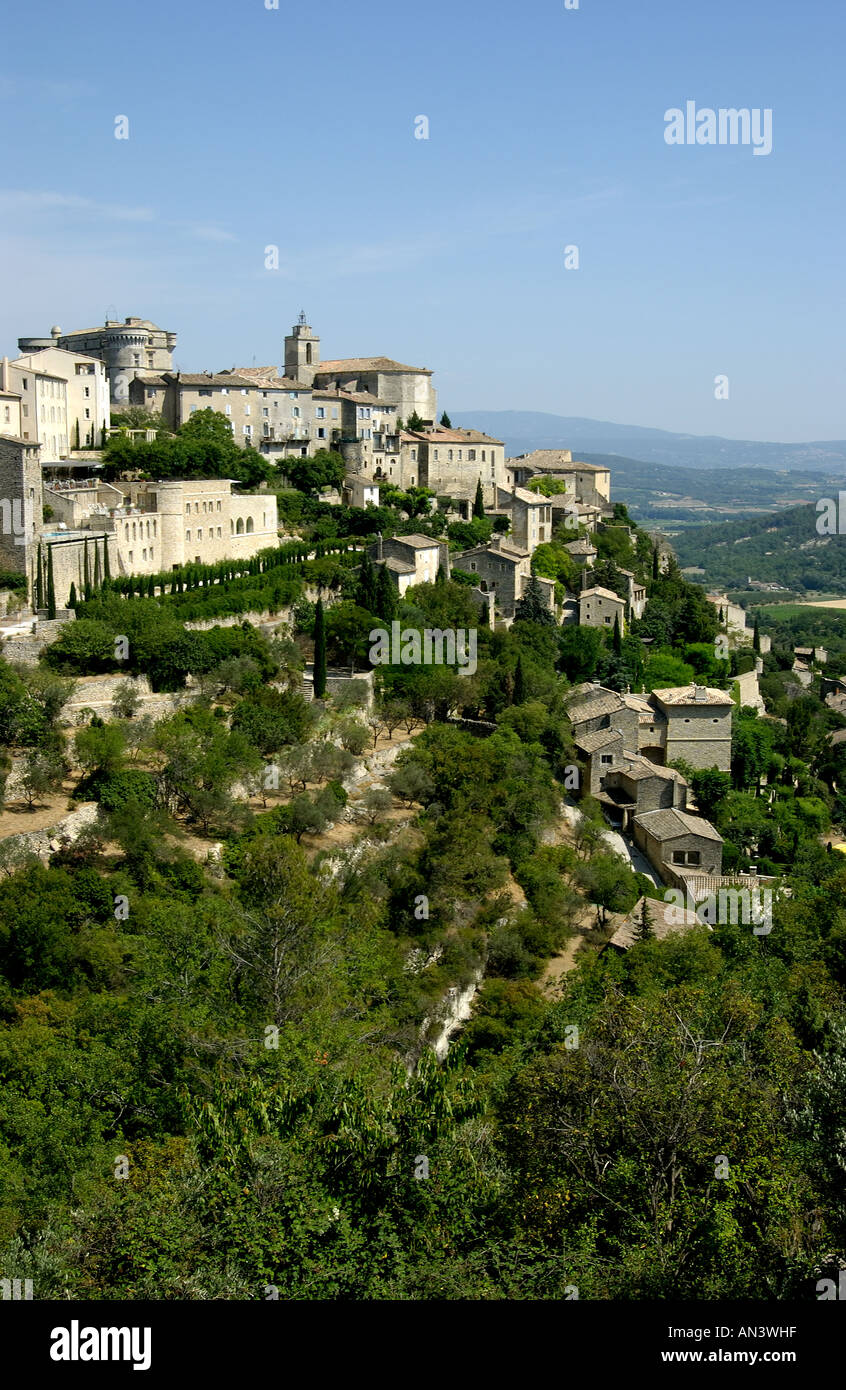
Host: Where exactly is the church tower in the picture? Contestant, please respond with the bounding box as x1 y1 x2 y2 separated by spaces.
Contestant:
284 312 320 385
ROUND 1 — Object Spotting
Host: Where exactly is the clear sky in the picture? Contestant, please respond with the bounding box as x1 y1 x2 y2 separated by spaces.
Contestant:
1 0 843 442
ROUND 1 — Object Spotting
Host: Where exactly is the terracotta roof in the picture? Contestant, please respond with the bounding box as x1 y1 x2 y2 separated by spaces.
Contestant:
634 808 723 842
608 896 704 950
509 450 609 472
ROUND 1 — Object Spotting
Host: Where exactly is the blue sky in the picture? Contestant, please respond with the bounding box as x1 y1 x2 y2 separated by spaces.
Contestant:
1 0 843 442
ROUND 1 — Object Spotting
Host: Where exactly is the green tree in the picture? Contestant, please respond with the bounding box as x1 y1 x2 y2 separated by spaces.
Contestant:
440 411 452 428
46 545 56 619
283 449 346 496
472 478 485 520
313 598 327 699
515 576 554 626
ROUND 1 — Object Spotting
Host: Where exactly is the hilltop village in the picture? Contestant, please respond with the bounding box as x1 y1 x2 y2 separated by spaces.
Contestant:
1 314 845 1301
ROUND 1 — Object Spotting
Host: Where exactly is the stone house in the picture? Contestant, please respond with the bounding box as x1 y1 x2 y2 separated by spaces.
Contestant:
496 485 552 553
579 585 626 634
602 754 689 830
370 533 449 596
454 535 555 620
650 685 733 771
633 808 724 880
574 727 625 795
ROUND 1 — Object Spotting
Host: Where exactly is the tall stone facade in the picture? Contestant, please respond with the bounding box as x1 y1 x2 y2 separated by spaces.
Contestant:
19 319 176 405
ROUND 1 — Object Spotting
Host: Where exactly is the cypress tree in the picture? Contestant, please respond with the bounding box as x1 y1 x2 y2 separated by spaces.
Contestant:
440 411 452 427
652 545 659 580
356 549 377 611
634 898 654 943
73 419 81 451
46 545 56 619
103 539 111 579
375 562 397 621
68 581 77 610
513 654 526 705
612 612 622 656
83 539 90 595
94 543 102 588
753 617 761 654
35 543 44 610
472 478 485 520
313 597 327 699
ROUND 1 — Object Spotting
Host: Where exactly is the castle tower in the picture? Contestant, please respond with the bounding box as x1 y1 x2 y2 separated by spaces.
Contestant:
284 312 320 385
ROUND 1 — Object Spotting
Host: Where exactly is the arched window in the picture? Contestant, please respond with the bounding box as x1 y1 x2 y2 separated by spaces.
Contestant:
245 516 254 533
236 517 244 534
132 522 136 539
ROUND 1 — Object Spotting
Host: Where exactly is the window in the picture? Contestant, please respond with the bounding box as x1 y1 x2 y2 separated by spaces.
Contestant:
128 551 133 562
217 526 221 538
186 503 191 513
84 386 90 398
190 404 198 413
195 502 199 514
133 354 140 365
221 388 229 396
448 450 453 461
316 407 325 419
293 407 300 418
600 753 614 765
186 530 191 541
262 408 269 417
225 404 232 415
468 449 476 461
243 405 250 415
317 428 326 439
197 528 202 540
199 388 212 397
332 408 338 419
217 500 221 511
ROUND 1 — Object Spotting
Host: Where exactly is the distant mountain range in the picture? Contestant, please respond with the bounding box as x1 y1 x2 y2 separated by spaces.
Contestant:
450 410 846 474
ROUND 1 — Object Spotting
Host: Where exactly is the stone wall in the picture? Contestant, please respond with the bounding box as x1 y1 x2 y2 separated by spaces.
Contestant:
0 802 99 867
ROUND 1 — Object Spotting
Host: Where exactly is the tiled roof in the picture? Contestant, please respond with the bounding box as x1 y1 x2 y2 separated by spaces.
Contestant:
651 685 734 707
567 691 624 723
581 586 625 602
314 356 432 375
615 754 687 784
405 427 502 444
574 728 624 753
389 533 440 549
634 808 723 842
608 896 704 950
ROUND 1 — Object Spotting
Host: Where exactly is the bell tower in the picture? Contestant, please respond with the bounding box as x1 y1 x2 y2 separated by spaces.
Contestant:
284 311 320 385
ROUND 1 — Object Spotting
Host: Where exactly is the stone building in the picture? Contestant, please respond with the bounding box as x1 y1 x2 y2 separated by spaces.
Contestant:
10 348 110 451
574 727 626 795
19 318 176 405
602 754 689 830
398 427 507 507
566 681 733 774
650 684 733 771
453 535 555 621
579 585 626 634
633 808 724 880
0 435 41 580
506 450 612 509
496 485 552 552
370 533 449 596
